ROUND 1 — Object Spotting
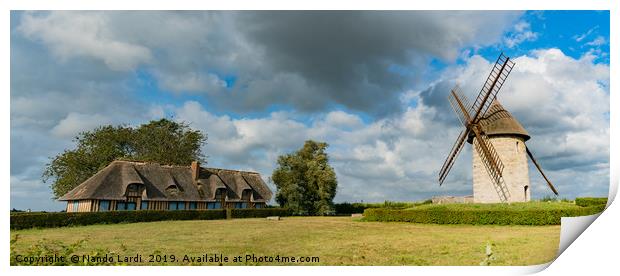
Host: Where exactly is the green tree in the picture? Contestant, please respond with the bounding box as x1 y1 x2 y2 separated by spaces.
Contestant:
272 140 338 215
43 119 206 198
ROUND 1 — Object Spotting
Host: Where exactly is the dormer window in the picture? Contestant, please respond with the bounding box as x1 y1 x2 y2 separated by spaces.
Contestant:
215 188 226 201
241 190 252 201
166 185 180 196
197 184 205 198
127 184 139 192
125 183 143 197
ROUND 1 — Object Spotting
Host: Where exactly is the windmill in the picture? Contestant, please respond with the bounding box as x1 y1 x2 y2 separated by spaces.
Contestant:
438 53 559 203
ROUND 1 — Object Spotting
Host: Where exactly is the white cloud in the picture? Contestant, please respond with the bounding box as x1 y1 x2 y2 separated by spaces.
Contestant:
155 71 227 93
18 11 152 71
585 36 607 46
504 21 538 48
324 111 363 129
51 112 112 138
573 26 598 42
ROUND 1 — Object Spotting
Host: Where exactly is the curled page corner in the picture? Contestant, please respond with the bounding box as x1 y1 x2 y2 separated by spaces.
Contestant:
553 176 617 261
557 213 602 255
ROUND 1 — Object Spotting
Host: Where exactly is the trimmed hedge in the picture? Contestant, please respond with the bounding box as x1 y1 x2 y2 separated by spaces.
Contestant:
334 200 431 214
575 197 608 207
363 204 605 225
11 208 290 230
334 203 368 214
231 208 291 218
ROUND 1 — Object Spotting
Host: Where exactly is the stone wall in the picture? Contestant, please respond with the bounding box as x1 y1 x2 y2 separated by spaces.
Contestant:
472 135 530 203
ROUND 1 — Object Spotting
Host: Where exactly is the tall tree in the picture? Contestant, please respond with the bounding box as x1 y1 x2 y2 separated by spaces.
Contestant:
272 140 338 215
43 119 206 198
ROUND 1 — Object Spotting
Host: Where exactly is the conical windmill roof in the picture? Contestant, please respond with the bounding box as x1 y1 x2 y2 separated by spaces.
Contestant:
467 100 530 143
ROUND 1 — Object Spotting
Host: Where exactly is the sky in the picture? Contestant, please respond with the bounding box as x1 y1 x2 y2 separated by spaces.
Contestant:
10 11 610 211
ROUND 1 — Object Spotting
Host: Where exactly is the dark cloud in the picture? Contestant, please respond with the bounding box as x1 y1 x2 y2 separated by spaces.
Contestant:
231 11 521 115
15 11 522 116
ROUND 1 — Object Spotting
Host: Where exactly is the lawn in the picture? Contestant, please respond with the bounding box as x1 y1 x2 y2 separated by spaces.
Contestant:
10 217 560 266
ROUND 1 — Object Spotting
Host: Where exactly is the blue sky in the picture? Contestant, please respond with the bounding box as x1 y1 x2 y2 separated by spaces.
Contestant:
11 11 610 211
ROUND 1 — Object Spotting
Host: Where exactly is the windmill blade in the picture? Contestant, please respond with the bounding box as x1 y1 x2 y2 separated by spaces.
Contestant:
439 129 469 185
469 53 515 123
526 146 559 195
448 85 473 127
471 127 511 202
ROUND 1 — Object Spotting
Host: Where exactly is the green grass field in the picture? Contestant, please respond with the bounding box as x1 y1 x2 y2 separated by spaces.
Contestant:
10 217 560 266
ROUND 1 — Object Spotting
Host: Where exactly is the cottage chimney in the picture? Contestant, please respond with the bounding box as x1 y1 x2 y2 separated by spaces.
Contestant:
191 161 200 181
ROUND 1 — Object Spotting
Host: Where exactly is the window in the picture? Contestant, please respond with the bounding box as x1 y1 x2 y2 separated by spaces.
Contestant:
116 202 136 211
255 203 263 209
141 201 148 210
189 202 197 210
208 202 222 209
215 188 226 200
99 200 110 212
166 185 180 196
73 201 79 212
234 202 247 209
127 184 139 192
207 202 221 209
168 201 186 210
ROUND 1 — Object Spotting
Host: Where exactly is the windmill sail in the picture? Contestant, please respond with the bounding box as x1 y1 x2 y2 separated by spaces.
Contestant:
438 54 514 186
439 129 469 185
526 146 559 195
470 53 515 122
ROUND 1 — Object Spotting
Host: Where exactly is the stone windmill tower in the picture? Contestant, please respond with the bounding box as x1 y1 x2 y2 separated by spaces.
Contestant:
438 53 558 203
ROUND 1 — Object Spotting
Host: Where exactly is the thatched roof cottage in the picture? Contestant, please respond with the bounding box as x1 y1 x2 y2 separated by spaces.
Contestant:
59 160 272 212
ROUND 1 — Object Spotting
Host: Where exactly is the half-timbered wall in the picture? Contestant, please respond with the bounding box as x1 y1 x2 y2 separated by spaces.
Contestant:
66 199 265 212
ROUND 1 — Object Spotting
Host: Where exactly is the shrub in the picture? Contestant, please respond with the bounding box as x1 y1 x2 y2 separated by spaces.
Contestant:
11 208 291 230
575 197 608 207
363 203 605 225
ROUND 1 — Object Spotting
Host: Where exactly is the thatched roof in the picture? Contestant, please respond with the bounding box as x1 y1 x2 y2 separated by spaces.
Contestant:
468 100 530 143
59 160 272 202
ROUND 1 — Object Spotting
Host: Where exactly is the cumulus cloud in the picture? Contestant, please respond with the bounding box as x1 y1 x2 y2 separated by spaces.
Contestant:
51 113 112 138
18 11 152 71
